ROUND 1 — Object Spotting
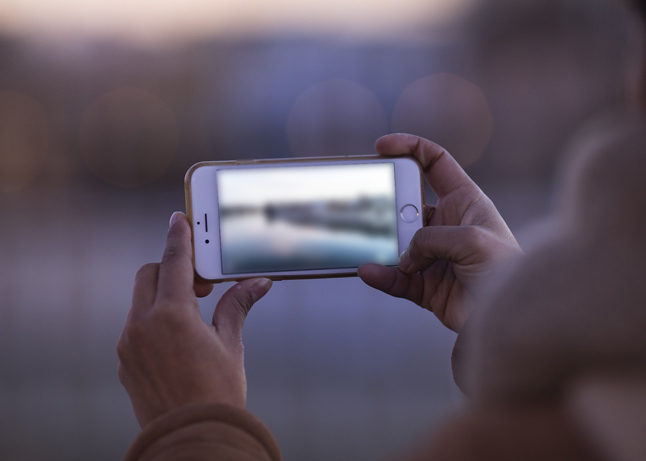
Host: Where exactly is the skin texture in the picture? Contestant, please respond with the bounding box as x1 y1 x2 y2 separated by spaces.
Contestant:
117 212 272 428
118 136 521 428
358 134 522 333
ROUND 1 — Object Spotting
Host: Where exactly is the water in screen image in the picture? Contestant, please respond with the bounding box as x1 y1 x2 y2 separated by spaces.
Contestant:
217 163 399 274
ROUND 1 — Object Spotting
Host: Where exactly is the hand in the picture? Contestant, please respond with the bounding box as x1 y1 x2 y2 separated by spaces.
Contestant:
358 134 521 332
117 212 273 428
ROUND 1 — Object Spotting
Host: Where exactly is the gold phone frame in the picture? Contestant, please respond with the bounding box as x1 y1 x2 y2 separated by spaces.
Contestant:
185 155 425 283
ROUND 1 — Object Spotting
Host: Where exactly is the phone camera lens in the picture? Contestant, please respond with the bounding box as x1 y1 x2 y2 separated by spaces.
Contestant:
197 221 200 225
205 239 210 244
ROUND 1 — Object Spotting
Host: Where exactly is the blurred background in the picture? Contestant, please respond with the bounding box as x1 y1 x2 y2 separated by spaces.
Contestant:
0 0 634 459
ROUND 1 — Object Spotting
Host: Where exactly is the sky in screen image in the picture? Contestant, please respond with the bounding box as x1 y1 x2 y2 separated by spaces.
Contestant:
217 163 395 207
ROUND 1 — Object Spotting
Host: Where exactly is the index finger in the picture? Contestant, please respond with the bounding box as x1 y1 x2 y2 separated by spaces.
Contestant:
156 212 196 304
375 133 479 199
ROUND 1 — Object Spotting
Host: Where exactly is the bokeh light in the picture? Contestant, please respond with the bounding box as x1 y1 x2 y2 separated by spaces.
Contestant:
286 79 388 157
391 73 493 167
78 87 179 188
0 91 49 192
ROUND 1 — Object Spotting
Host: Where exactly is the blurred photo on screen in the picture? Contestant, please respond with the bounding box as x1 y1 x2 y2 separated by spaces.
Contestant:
217 163 398 273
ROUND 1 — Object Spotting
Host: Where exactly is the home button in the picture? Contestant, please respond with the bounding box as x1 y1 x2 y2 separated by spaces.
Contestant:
400 204 419 223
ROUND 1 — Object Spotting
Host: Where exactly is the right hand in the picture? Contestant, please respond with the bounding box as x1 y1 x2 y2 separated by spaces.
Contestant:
358 134 522 332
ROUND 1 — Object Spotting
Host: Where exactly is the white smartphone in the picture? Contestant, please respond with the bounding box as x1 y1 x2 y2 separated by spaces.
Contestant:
185 156 424 282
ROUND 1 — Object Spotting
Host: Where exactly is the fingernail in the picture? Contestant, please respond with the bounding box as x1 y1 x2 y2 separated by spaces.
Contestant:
251 278 273 302
398 248 411 270
169 212 182 229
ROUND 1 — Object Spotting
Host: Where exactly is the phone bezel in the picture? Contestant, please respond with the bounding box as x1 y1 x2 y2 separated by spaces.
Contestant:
185 155 425 282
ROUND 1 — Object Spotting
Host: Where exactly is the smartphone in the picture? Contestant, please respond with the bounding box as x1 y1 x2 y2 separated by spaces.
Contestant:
185 156 424 282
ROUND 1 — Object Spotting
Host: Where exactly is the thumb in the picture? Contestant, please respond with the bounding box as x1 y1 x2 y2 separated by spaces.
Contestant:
398 226 492 273
358 264 423 302
213 278 273 342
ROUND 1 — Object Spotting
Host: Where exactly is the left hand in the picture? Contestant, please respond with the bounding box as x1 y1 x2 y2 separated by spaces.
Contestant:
117 212 273 428
358 134 522 332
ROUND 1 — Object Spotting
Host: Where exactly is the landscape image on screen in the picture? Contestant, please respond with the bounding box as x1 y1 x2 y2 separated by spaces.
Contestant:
217 163 398 274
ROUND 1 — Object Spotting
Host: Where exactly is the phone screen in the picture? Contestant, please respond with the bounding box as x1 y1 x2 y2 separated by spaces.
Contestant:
217 163 399 274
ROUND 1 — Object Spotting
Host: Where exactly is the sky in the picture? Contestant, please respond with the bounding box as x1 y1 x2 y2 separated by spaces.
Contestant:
0 0 477 43
217 163 395 207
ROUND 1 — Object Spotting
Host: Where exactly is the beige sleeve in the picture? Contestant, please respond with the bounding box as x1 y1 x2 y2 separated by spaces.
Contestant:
123 403 282 461
400 403 602 461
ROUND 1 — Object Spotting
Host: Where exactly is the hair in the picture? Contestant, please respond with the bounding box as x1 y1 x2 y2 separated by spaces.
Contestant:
633 0 646 20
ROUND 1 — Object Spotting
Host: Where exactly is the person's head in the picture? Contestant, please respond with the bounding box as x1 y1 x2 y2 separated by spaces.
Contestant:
632 0 646 19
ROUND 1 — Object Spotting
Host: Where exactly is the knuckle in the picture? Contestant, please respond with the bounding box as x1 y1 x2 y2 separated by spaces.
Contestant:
154 300 187 324
390 270 411 298
117 362 127 385
222 285 254 324
116 330 139 371
480 194 495 209
410 228 432 257
135 263 158 279
418 227 434 247
231 287 254 316
464 225 487 247
116 336 128 361
149 303 194 337
458 226 492 261
409 228 423 249
120 320 150 351
161 246 181 265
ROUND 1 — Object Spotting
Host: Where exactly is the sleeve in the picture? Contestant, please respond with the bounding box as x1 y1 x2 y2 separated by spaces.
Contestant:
400 403 602 461
122 403 282 461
